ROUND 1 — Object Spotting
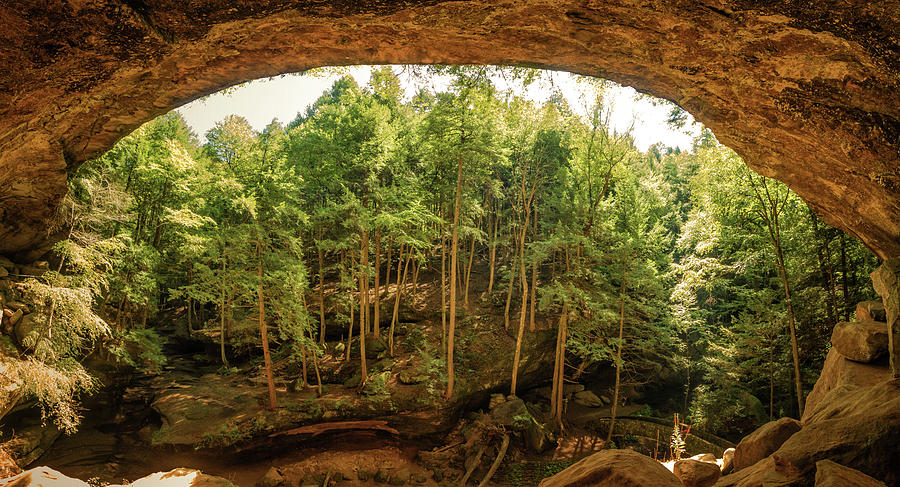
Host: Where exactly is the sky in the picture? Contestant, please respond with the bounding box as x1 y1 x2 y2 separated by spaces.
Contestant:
177 66 700 152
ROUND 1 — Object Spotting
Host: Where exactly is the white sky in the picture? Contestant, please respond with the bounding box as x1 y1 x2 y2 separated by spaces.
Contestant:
177 66 700 152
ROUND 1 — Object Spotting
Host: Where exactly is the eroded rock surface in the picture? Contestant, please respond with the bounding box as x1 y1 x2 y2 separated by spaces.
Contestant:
537 449 681 487
1 1 899 260
831 321 889 363
732 417 801 472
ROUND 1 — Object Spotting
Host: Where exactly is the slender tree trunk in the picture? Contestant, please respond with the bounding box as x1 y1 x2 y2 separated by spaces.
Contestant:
441 232 448 358
511 209 530 396
373 227 381 338
607 249 628 443
359 230 369 385
769 346 775 421
220 259 228 367
445 155 464 400
840 234 850 321
488 213 500 294
504 228 518 330
808 211 836 327
775 241 804 417
390 244 412 356
318 245 327 345
383 236 392 307
551 248 571 429
529 206 539 332
257 239 277 411
463 235 476 308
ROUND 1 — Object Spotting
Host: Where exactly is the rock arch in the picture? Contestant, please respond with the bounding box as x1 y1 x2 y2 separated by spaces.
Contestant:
1 1 898 259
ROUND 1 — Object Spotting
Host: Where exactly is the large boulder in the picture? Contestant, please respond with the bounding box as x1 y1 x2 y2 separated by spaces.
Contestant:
0 467 89 487
537 449 681 487
802 348 890 424
814 460 887 487
732 417 801 472
831 321 889 363
857 301 887 323
673 459 721 487
490 397 529 428
128 468 237 487
871 258 899 377
573 390 604 407
713 455 805 487
772 379 900 486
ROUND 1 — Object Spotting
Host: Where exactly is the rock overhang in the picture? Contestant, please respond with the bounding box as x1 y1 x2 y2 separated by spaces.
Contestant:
1 0 898 259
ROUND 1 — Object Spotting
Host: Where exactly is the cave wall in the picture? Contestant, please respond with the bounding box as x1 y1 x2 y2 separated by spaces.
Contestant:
1 0 898 260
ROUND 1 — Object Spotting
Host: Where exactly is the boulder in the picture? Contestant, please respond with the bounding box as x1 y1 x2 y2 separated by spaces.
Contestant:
491 397 529 427
814 460 887 487
389 468 411 485
732 417 801 472
564 383 585 395
14 314 38 348
0 257 15 271
831 321 889 363
870 258 899 378
802 348 891 423
673 459 721 487
0 467 89 487
364 336 387 359
713 455 805 487
721 448 735 475
772 379 900 486
2 424 61 467
129 468 237 487
573 390 604 407
857 301 887 322
690 453 717 463
397 368 429 385
537 449 682 487
488 393 506 410
525 419 554 453
255 467 283 487
0 267 7 278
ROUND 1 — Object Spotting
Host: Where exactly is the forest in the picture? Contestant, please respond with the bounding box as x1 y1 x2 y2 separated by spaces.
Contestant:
2 66 879 471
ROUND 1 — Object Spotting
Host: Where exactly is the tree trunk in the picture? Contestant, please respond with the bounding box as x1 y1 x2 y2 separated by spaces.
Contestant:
510 209 530 396
529 206 539 332
607 248 627 443
504 228 518 330
318 245 327 345
373 227 381 338
464 234 476 308
808 210 837 327
390 244 412 356
441 232 448 358
488 213 500 294
445 155 464 400
220 258 228 367
840 234 850 321
257 239 277 411
359 230 369 385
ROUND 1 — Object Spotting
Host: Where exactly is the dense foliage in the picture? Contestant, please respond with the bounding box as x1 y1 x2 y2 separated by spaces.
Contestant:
11 66 878 438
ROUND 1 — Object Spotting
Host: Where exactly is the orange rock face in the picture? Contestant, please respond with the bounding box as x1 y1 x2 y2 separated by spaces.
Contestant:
0 1 898 259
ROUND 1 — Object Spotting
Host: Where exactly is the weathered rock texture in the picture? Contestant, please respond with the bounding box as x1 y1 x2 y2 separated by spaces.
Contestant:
0 1 899 259
802 348 891 423
732 417 801 472
814 460 888 487
537 449 681 487
872 258 900 377
674 459 722 487
716 354 899 486
831 321 889 363
857 301 887 323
